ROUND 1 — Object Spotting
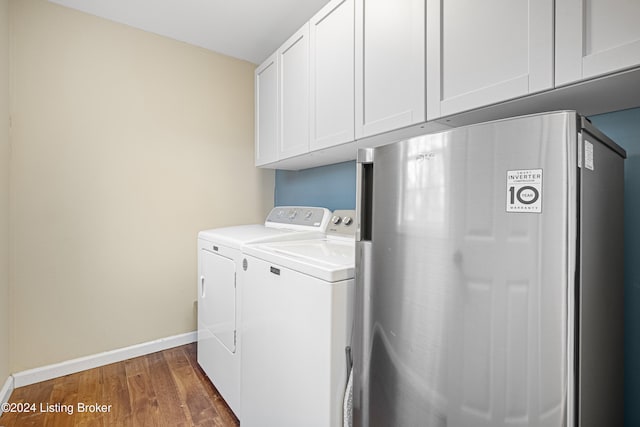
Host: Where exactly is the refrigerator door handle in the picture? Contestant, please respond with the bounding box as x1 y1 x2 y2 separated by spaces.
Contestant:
345 346 352 376
356 149 374 242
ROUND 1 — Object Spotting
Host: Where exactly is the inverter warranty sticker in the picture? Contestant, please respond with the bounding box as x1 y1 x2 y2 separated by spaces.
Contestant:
506 169 543 213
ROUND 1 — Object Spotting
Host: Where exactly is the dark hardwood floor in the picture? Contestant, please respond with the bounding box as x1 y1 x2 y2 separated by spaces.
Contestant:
0 343 240 427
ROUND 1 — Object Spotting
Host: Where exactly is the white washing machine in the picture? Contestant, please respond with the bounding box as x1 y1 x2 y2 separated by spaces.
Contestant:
197 206 331 419
240 210 356 427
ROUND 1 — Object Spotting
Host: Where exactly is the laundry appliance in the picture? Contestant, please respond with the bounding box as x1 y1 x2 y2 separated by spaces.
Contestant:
352 111 625 427
197 206 331 418
240 210 356 427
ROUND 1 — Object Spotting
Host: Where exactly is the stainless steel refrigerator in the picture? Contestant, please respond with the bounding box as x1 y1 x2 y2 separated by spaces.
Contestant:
352 111 625 427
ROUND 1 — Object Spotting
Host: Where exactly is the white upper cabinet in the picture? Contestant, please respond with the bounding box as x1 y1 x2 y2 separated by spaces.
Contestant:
355 0 426 138
309 0 355 151
426 0 554 120
255 52 278 166
278 23 310 159
257 0 640 169
556 0 640 86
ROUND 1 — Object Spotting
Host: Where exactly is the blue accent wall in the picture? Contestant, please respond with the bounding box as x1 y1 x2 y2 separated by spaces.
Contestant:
589 107 640 427
274 160 356 211
274 108 640 425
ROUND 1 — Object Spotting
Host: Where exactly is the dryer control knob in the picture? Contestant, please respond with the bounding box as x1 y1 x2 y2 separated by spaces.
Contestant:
288 210 297 220
343 216 353 226
331 215 342 225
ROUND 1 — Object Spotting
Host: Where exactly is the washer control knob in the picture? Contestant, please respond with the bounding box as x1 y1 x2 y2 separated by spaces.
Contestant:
305 210 313 219
288 210 297 220
331 215 342 225
343 216 353 226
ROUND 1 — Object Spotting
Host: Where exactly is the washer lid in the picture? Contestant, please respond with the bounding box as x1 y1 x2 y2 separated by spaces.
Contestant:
198 225 324 250
243 239 355 282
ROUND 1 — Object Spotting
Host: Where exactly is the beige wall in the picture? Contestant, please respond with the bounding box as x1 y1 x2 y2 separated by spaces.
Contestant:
10 0 274 372
0 0 9 383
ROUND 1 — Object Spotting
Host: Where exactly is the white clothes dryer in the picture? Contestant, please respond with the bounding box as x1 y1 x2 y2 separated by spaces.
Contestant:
240 210 356 427
197 207 331 418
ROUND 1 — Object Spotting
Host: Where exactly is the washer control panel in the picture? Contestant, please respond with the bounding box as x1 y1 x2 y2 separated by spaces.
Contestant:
327 210 356 237
265 206 330 228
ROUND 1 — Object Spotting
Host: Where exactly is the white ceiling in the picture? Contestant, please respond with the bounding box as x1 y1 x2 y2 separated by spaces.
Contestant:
48 0 331 64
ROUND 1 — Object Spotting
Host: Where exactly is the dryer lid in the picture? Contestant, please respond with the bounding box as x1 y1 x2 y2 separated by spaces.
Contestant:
198 225 324 250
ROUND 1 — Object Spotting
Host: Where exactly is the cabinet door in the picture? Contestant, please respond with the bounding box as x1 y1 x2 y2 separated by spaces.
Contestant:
279 23 310 158
355 0 425 139
426 0 553 120
255 52 278 166
310 0 355 151
556 0 640 86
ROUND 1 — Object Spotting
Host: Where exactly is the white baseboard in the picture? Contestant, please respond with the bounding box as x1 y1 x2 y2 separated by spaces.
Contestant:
1 375 15 413
1 375 14 404
12 331 196 388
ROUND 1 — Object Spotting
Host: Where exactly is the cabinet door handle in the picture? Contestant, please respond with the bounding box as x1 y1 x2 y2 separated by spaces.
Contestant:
200 276 206 298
